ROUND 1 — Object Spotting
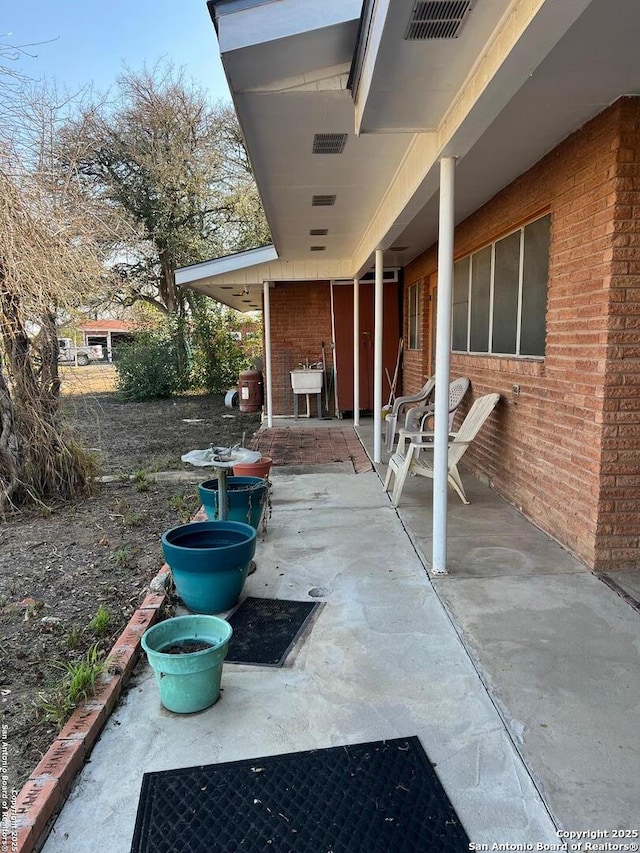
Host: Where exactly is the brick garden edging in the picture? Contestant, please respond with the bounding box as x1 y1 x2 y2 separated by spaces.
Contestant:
7 566 171 853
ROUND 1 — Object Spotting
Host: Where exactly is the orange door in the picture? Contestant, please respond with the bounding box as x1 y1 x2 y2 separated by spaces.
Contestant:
332 281 401 415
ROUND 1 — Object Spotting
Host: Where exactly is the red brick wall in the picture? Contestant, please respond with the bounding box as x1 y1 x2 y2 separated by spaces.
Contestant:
405 98 640 570
597 104 640 569
265 281 333 417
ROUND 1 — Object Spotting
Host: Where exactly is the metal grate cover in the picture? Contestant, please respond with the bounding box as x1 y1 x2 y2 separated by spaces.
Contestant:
312 194 336 206
312 132 348 154
405 0 471 40
225 597 320 666
310 228 328 235
130 737 470 853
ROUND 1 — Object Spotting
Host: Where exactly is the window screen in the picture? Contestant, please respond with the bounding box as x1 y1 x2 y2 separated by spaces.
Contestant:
451 214 550 357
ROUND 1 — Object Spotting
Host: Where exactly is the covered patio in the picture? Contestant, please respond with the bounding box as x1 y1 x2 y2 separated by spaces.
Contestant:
36 420 640 851
176 0 640 578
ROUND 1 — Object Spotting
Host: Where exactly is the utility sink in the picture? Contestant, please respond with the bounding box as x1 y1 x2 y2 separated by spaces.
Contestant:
290 368 323 394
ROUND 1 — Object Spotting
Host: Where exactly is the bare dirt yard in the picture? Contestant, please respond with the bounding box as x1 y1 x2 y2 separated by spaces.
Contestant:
0 364 261 797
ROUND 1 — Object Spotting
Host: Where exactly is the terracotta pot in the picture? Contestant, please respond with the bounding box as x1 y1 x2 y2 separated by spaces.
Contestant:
232 455 273 479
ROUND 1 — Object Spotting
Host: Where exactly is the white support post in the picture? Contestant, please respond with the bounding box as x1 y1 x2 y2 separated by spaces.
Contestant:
432 157 456 574
353 277 360 427
373 250 384 463
263 281 273 429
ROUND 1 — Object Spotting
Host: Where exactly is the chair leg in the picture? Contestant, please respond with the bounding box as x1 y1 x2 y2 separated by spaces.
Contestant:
390 446 415 507
383 456 397 493
447 464 470 504
384 413 398 453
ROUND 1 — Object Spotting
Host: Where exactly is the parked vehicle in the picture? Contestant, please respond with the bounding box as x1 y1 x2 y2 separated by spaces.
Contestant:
58 338 103 366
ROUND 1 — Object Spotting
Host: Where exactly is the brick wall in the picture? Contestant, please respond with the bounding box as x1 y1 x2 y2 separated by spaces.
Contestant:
267 281 333 417
597 103 640 569
404 98 640 570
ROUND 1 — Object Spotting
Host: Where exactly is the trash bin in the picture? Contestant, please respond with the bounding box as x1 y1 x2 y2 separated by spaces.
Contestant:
238 369 263 413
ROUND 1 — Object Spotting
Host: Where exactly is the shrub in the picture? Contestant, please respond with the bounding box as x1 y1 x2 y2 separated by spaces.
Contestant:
189 303 251 394
115 330 181 401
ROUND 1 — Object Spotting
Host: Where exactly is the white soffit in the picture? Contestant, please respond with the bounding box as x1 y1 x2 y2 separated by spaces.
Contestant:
209 0 639 279
365 0 640 269
214 0 362 54
176 248 354 312
175 245 278 284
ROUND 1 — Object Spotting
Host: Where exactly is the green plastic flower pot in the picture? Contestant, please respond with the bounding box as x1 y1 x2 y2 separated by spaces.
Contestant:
161 520 257 614
141 615 233 714
198 476 267 529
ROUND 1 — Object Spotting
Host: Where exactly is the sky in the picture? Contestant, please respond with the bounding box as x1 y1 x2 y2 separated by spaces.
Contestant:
2 0 232 102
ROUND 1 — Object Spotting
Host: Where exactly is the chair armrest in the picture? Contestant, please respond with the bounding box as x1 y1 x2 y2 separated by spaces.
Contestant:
391 391 426 416
403 403 434 431
390 377 435 416
407 430 457 447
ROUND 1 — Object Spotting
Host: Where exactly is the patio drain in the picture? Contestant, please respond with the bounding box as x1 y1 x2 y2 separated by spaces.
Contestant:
308 586 332 598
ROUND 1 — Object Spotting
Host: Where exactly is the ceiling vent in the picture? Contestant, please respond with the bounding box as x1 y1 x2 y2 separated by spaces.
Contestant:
312 195 336 207
310 246 326 251
405 0 472 40
312 133 348 154
310 228 329 236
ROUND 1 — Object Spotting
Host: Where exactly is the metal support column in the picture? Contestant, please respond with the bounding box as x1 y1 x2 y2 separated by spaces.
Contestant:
432 157 456 574
353 277 360 427
373 250 384 463
263 281 273 429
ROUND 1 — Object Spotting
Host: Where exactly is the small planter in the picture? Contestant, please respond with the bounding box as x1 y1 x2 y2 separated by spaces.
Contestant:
141 615 232 714
162 520 257 613
198 476 267 529
232 456 273 479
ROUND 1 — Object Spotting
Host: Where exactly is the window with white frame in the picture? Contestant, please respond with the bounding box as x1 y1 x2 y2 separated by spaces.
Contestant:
452 214 551 357
408 282 420 350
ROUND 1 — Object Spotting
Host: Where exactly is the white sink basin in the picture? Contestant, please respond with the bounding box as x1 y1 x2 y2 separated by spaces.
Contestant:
290 369 323 393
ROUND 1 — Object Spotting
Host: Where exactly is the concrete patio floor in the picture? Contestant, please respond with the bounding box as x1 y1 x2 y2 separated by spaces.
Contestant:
42 418 640 850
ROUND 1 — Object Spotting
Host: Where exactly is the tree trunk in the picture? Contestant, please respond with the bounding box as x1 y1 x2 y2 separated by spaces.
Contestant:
0 367 20 514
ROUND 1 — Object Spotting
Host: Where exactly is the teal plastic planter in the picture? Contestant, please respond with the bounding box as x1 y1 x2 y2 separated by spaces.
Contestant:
141 615 232 714
161 520 257 614
198 476 267 529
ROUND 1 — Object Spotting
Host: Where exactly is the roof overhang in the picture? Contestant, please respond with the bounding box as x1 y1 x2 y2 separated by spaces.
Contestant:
199 0 640 284
176 244 354 310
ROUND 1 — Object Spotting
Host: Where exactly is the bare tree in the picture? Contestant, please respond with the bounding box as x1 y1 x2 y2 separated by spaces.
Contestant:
57 63 270 321
0 83 115 514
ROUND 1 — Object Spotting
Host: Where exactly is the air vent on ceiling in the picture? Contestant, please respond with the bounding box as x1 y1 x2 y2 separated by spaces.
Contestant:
390 246 408 252
312 195 336 207
310 246 326 251
310 228 329 236
405 0 472 40
312 133 348 154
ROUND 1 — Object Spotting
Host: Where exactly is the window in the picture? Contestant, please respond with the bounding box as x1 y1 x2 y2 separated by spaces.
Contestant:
408 283 420 349
452 214 550 357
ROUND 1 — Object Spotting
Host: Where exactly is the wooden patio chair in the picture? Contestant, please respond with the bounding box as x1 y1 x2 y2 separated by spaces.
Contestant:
383 376 435 452
383 392 500 506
